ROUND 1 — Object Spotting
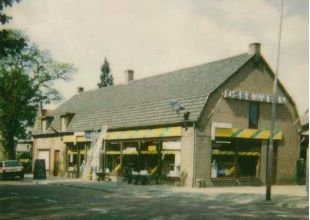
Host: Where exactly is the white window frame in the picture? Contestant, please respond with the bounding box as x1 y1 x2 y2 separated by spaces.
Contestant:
41 119 47 133
61 116 67 132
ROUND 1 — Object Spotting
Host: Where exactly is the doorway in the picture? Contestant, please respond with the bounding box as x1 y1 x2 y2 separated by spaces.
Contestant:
54 150 60 176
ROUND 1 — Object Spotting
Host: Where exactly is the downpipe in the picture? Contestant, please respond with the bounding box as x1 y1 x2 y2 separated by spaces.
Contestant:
192 122 196 187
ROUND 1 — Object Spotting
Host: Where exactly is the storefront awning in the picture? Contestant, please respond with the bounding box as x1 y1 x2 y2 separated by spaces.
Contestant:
215 128 283 140
63 135 89 143
104 127 182 140
63 126 182 143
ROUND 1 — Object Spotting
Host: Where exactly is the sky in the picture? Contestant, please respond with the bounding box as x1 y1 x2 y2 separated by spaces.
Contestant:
3 0 309 115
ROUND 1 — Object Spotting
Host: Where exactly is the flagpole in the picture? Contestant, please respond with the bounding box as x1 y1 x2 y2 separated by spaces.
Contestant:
266 0 283 201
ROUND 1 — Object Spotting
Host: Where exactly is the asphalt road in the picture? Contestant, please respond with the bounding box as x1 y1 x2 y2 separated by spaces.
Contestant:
0 181 308 220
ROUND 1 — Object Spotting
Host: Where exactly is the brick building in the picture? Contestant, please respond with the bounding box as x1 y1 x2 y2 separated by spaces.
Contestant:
32 43 300 187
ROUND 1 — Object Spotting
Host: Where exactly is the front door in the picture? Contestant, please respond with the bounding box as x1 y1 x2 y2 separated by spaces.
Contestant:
54 150 60 176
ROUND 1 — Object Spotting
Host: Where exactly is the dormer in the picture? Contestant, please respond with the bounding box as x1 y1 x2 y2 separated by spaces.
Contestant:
39 109 54 133
60 112 74 132
40 116 53 133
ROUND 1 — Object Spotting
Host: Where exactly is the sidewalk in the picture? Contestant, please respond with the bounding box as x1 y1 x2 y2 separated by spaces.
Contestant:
10 173 308 210
46 179 309 210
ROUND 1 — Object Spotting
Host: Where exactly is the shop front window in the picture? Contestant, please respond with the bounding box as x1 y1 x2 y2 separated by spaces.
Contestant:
67 143 88 177
211 141 235 178
161 140 181 178
140 141 158 175
211 139 261 179
104 139 181 179
122 141 139 175
237 140 260 178
105 142 121 175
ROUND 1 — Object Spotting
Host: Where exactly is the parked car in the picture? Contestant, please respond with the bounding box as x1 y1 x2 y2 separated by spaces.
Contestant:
0 160 24 180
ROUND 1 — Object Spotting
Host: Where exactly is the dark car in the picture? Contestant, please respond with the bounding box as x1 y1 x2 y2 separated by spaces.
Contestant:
0 160 24 179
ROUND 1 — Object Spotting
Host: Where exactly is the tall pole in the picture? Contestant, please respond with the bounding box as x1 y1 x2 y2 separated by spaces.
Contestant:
266 0 284 201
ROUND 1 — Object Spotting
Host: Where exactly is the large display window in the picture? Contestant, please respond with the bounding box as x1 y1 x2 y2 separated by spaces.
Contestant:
211 139 261 179
104 138 181 179
105 142 121 175
67 143 88 177
161 140 181 178
140 141 158 175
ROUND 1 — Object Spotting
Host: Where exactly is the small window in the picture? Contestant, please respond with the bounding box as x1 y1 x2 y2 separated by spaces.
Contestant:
41 119 47 133
249 102 259 128
61 116 66 132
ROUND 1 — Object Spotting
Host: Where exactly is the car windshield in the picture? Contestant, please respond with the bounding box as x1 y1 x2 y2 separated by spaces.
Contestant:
4 161 22 167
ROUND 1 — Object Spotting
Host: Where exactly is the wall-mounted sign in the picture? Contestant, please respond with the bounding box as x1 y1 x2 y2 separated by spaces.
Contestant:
223 89 286 104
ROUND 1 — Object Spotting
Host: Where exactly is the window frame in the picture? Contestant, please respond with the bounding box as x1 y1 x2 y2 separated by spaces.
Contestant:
248 102 260 129
60 116 67 132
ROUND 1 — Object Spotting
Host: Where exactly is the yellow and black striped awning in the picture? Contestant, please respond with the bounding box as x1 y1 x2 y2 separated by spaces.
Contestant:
215 128 282 140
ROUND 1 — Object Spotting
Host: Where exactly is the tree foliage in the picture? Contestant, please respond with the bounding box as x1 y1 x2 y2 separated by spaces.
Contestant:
0 30 75 159
0 0 21 24
98 58 113 88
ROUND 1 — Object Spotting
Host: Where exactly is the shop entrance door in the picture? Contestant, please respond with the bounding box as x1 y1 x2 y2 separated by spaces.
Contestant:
53 150 60 176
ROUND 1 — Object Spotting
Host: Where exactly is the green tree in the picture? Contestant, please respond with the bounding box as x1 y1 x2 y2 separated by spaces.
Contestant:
0 0 21 25
98 58 113 88
0 30 75 159
0 1 25 58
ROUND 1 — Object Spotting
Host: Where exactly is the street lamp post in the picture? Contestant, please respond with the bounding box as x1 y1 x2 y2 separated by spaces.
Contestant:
266 0 283 201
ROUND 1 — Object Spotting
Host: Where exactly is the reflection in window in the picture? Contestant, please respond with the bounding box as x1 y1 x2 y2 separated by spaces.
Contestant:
211 139 261 179
211 141 235 178
237 141 260 178
105 142 121 174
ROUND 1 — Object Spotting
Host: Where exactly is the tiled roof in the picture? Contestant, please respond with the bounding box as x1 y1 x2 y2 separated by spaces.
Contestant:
33 53 254 135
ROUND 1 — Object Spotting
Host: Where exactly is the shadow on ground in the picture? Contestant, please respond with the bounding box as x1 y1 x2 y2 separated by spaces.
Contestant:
0 184 308 220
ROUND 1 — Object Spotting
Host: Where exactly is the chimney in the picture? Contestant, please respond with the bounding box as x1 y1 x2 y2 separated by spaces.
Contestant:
124 69 134 83
248 42 261 55
77 87 84 93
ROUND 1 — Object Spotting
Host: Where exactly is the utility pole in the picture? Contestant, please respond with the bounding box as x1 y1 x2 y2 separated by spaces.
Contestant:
266 0 284 201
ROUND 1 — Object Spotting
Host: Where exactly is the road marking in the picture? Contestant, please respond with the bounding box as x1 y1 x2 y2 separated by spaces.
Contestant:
45 199 57 203
10 192 18 195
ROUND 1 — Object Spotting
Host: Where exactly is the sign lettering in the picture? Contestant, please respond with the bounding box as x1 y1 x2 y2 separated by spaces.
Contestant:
223 89 286 104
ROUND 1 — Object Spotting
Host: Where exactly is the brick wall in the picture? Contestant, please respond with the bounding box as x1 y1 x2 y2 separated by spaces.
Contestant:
33 136 67 177
180 127 195 186
195 60 299 185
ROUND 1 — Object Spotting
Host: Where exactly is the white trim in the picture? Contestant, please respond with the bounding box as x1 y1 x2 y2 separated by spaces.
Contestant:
211 122 232 141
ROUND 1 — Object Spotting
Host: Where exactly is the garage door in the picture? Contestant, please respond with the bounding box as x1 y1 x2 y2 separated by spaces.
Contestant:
38 150 50 170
